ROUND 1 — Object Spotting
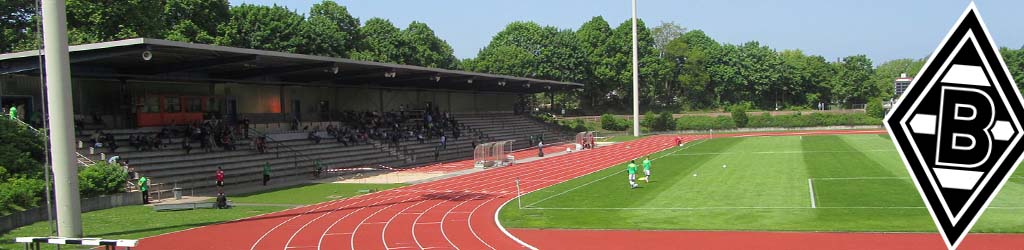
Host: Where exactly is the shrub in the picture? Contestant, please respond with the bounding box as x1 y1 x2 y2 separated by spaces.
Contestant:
0 118 46 178
78 162 128 198
676 115 735 130
730 105 749 128
866 98 885 118
641 111 675 131
558 118 592 133
600 114 630 131
0 177 46 212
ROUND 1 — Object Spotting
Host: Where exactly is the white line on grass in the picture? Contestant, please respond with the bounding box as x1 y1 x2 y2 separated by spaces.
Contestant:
813 177 910 180
520 206 1024 210
808 178 817 209
667 149 895 156
522 138 707 208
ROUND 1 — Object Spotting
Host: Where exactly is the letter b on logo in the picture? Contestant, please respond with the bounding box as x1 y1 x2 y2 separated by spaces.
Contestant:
936 86 994 168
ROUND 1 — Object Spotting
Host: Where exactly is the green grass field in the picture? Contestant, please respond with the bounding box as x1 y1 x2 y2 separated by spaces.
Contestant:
0 183 404 250
229 183 407 205
500 134 1024 233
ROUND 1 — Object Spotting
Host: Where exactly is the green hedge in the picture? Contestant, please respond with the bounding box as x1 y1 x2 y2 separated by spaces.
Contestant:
678 112 880 131
78 162 128 198
600 114 631 131
676 115 736 130
0 177 45 213
641 111 676 131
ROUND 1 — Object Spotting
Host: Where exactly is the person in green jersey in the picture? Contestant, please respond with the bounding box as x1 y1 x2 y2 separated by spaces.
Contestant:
139 175 149 204
8 106 16 120
262 162 271 186
642 157 652 183
627 160 639 189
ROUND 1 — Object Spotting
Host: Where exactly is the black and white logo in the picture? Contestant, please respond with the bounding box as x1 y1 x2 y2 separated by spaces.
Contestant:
885 3 1024 249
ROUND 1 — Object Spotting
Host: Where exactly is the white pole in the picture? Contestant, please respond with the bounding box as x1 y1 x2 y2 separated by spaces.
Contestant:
42 0 83 237
631 0 641 137
516 178 522 209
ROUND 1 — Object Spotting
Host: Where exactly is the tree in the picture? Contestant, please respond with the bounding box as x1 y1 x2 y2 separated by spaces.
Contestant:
576 16 616 111
163 0 229 41
400 21 457 69
1000 47 1024 92
165 20 216 44
871 58 925 100
606 19 663 108
830 55 875 106
737 41 784 110
350 18 404 64
0 0 35 53
66 0 166 45
780 50 834 108
215 4 306 53
651 21 686 58
298 0 359 57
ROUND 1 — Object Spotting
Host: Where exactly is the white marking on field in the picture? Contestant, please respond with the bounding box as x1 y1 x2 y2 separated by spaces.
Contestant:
813 177 910 181
520 206 1024 210
808 178 817 208
667 149 895 156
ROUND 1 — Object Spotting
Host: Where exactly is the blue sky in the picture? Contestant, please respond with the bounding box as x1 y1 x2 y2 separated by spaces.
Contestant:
229 0 1024 64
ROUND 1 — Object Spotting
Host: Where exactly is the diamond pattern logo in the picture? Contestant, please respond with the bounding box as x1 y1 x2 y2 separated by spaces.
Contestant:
884 3 1024 249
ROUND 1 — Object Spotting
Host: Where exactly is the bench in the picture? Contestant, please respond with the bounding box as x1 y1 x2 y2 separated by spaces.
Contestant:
152 201 231 211
15 237 137 250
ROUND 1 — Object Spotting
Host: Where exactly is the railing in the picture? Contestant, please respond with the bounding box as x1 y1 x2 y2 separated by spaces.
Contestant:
248 127 318 165
8 117 96 167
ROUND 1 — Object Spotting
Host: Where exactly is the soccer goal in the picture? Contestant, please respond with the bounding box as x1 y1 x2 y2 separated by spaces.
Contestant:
473 140 514 168
575 131 595 149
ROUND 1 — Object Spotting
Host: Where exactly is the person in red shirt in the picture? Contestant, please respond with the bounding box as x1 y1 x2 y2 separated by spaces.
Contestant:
675 136 682 147
216 167 225 193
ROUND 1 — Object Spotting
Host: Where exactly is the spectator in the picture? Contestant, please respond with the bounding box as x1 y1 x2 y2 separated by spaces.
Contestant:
314 159 324 178
216 167 225 193
242 118 251 139
90 130 104 148
128 134 142 150
255 136 268 153
308 130 322 144
108 137 119 153
290 117 299 131
262 162 271 186
183 136 193 154
149 135 162 150
139 175 149 204
440 134 447 149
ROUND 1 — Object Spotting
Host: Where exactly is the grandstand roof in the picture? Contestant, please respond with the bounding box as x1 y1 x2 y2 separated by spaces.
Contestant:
0 38 582 93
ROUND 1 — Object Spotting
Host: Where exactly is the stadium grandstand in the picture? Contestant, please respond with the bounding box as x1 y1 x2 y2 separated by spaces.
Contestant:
0 38 579 197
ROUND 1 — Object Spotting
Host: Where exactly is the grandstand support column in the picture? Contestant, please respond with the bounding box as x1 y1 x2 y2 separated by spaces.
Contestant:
631 0 641 137
42 0 83 237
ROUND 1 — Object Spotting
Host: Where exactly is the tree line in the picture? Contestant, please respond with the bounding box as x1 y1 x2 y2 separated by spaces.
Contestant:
3 1 1023 113
2 0 458 69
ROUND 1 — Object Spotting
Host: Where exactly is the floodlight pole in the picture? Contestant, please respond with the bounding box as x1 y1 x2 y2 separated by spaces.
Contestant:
42 0 83 237
631 0 641 137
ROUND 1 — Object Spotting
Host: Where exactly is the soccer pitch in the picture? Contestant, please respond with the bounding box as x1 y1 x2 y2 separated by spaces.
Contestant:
499 134 1024 233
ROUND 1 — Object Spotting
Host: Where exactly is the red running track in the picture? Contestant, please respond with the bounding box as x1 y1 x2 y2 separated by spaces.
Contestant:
142 130 965 250
139 134 686 249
